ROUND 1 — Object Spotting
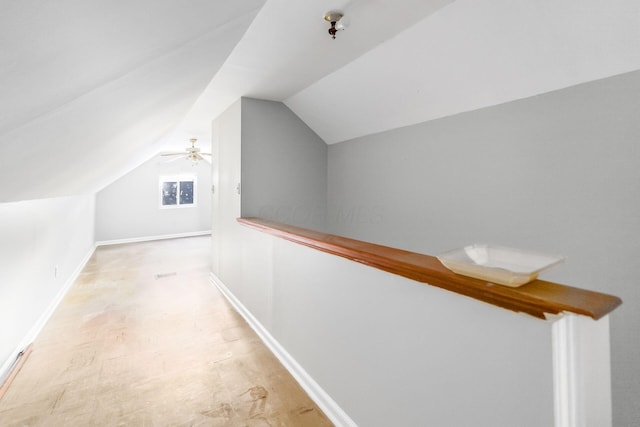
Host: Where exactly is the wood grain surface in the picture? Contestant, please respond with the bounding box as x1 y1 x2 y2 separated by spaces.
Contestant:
238 217 622 320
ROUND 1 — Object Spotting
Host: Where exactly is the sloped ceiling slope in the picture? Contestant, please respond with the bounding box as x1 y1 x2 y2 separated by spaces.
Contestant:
177 0 455 138
2 0 639 202
286 0 640 143
0 0 265 202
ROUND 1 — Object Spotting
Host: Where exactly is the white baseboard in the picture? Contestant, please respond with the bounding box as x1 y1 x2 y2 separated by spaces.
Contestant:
95 230 211 246
0 244 97 385
209 272 357 427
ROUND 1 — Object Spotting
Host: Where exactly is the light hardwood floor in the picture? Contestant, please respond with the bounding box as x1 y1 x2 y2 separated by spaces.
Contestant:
0 236 333 426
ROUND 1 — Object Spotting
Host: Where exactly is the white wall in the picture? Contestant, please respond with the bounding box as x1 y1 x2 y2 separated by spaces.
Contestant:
210 97 567 426
218 224 559 426
0 195 95 378
211 97 328 313
211 99 242 285
326 70 640 426
241 98 327 230
95 154 211 243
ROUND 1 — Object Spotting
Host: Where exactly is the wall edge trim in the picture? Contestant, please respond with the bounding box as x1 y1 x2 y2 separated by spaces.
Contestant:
552 314 577 427
209 272 357 427
552 314 613 427
95 230 211 246
0 243 97 385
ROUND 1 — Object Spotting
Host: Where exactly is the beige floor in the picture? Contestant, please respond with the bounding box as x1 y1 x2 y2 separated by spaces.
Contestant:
0 236 332 426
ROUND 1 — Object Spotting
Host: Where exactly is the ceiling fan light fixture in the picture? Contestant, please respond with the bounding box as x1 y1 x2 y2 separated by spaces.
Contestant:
160 138 212 165
324 11 345 39
188 138 199 153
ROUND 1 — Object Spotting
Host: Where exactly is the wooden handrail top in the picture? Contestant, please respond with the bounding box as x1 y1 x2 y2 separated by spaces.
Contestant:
238 217 622 320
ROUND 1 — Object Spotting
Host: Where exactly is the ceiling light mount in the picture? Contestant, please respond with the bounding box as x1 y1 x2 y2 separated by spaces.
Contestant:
324 11 345 39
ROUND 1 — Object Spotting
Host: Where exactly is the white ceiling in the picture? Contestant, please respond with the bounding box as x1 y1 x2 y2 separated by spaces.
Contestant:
287 0 640 143
176 0 454 139
1 0 639 202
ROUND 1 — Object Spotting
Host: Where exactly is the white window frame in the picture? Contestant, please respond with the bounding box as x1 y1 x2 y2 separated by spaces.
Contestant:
159 175 197 209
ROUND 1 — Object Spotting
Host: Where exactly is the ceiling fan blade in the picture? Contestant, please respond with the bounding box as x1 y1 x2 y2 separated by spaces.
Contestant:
160 139 210 163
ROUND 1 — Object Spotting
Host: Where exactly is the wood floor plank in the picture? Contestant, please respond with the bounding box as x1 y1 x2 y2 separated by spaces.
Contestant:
0 236 333 426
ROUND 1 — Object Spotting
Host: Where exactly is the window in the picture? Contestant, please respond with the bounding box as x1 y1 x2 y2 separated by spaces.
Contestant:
159 175 197 208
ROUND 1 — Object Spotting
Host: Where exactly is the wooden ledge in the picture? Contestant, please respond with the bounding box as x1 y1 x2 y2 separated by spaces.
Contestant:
238 217 622 320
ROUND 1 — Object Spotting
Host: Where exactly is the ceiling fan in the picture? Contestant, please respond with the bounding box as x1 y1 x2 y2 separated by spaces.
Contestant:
161 138 211 164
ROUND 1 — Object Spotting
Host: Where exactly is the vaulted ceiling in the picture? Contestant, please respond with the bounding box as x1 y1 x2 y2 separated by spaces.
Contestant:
1 0 639 202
